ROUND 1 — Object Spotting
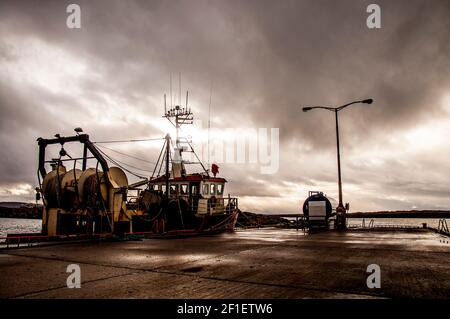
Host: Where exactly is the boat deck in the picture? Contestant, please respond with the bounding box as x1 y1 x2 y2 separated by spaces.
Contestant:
0 228 449 298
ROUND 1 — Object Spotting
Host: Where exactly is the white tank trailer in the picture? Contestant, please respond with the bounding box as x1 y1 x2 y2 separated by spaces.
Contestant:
302 191 334 229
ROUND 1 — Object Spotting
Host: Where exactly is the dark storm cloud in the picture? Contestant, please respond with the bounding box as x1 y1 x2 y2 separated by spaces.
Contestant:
0 0 449 211
3 0 448 134
228 0 450 147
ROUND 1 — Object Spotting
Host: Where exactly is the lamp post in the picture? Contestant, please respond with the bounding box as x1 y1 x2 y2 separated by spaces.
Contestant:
302 98 373 230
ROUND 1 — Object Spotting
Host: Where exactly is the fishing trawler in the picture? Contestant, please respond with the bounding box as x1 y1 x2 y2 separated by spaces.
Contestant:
35 93 239 239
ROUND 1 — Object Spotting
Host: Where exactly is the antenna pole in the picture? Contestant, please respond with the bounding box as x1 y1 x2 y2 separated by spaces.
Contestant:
208 82 212 169
176 107 179 148
163 94 195 173
179 72 181 106
164 94 167 115
170 73 173 108
165 134 170 199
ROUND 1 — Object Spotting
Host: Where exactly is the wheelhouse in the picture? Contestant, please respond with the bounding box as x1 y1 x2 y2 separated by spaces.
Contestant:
146 173 235 217
148 174 227 199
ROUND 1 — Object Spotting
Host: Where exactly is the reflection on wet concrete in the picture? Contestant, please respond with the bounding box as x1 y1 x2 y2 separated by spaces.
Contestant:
0 228 449 298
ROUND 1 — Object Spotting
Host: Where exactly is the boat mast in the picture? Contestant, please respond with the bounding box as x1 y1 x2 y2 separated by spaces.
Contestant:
165 133 170 199
163 93 193 171
163 91 209 176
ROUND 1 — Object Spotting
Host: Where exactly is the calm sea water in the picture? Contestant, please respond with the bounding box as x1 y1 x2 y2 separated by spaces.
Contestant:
0 218 42 238
0 217 446 240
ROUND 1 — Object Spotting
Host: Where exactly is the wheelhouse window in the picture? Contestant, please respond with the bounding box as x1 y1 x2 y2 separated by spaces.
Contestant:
152 184 159 191
180 184 188 195
202 184 209 195
161 184 167 194
191 185 198 195
217 184 223 195
210 183 216 195
170 184 178 195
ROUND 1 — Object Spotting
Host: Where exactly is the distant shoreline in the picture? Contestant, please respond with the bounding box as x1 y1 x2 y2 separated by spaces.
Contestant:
1 202 449 221
347 210 450 219
0 202 43 220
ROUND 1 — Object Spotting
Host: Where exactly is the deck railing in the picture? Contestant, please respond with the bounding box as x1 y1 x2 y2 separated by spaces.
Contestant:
347 218 422 230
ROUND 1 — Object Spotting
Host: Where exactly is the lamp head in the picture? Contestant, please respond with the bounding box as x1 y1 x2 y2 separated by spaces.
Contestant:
302 107 312 112
362 98 373 104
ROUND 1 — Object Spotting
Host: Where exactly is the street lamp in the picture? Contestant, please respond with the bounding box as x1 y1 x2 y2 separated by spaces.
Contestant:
302 98 373 230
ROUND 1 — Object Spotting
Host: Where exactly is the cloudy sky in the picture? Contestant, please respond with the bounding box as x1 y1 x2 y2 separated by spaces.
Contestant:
0 0 449 213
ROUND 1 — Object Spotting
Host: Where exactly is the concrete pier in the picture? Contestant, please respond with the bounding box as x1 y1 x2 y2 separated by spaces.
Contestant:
0 228 449 298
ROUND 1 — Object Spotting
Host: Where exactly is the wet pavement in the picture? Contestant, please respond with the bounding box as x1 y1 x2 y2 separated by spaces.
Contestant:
0 228 449 298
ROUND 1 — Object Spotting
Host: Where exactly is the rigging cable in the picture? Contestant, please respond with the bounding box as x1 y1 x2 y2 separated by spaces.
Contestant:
96 148 155 173
102 153 154 174
96 148 148 179
177 125 209 175
150 139 166 180
94 137 164 144
165 118 208 175
96 144 157 165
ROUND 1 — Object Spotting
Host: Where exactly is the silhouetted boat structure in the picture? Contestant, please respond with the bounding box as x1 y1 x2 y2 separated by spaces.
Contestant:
10 92 239 242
